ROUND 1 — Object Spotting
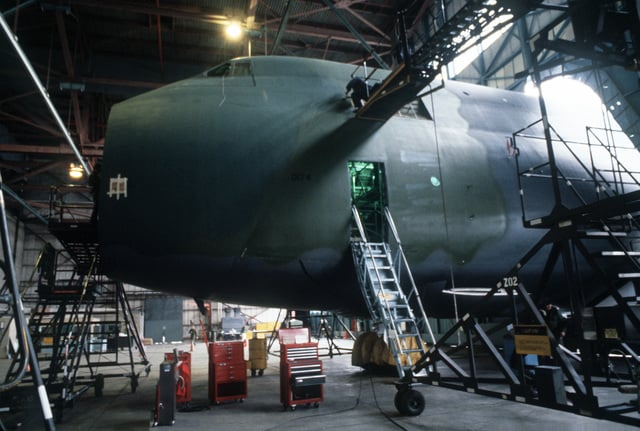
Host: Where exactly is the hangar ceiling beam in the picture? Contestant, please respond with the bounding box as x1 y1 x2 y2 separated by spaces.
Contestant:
274 22 391 47
5 160 67 185
244 0 260 57
516 17 533 74
64 0 230 25
262 1 395 26
56 10 89 151
0 111 63 138
483 25 520 79
155 0 164 72
79 76 162 91
321 0 388 68
343 4 390 41
0 143 103 156
407 0 434 38
0 10 90 175
0 183 47 224
270 0 294 55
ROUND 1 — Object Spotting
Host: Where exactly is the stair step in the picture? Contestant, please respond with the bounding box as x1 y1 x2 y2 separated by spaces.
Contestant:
396 348 425 353
374 287 399 294
367 264 391 269
374 278 396 283
391 322 415 327
584 231 628 237
395 333 420 338
601 251 640 257
618 273 640 279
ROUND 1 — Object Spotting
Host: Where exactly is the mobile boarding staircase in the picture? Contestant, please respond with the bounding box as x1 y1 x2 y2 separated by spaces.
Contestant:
350 205 436 415
404 122 640 427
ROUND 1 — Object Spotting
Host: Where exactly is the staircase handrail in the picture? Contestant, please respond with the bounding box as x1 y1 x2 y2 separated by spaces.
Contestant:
515 120 640 235
586 126 640 192
383 206 436 346
351 205 368 243
0 244 49 348
515 120 640 209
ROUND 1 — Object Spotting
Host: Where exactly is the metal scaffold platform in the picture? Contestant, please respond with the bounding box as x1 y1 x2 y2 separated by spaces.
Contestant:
408 111 640 426
0 187 150 426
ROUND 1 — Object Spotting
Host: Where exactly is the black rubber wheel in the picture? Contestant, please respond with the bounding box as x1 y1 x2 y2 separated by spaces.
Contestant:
95 374 105 397
398 389 425 417
394 389 408 415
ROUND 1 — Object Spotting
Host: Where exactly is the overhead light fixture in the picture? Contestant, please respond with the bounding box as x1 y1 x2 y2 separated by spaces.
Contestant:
69 163 83 179
225 21 243 40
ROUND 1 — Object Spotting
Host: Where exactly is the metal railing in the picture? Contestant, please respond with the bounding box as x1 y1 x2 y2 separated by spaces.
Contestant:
383 207 436 346
513 120 640 224
48 185 93 224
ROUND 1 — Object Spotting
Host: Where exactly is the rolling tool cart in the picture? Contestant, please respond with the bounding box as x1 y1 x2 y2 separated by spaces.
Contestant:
208 340 247 404
279 328 325 410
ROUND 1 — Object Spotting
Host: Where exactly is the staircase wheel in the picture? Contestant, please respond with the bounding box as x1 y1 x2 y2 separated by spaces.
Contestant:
394 389 408 415
397 389 425 416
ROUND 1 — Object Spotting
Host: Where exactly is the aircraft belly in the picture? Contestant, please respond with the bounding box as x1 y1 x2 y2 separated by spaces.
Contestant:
100 243 364 312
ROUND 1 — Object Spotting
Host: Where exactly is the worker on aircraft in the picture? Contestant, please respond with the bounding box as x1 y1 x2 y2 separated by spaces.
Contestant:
345 77 370 110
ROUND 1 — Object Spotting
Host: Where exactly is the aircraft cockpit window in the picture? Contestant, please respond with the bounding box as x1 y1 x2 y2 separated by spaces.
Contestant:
206 63 231 77
232 62 252 77
205 61 253 78
203 61 255 86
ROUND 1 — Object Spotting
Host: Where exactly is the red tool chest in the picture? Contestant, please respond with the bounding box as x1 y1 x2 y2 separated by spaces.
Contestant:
279 328 325 410
208 341 247 404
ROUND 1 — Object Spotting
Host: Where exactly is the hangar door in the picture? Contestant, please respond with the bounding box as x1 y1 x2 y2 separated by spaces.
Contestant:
144 297 183 343
348 161 388 243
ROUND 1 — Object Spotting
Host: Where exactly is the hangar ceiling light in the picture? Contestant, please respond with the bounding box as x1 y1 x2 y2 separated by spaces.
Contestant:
225 21 243 40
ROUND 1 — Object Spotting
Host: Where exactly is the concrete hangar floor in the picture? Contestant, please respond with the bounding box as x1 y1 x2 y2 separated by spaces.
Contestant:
18 340 637 431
